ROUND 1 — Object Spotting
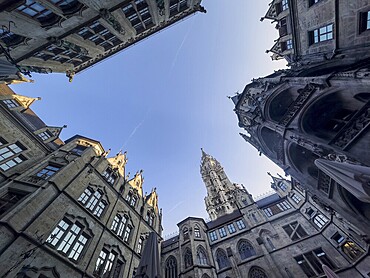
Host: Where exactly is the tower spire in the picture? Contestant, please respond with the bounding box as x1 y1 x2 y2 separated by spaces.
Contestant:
200 151 252 220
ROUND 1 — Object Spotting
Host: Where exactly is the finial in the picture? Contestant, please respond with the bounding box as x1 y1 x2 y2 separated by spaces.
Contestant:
62 125 67 128
267 172 272 177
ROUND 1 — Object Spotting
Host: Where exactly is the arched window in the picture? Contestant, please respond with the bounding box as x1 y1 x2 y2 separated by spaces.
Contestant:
216 249 230 269
248 266 268 278
126 191 138 207
238 240 256 260
183 227 189 240
266 238 275 251
94 246 125 277
184 248 193 269
110 213 133 242
196 246 208 265
165 256 178 278
145 210 155 226
78 187 107 218
194 225 201 238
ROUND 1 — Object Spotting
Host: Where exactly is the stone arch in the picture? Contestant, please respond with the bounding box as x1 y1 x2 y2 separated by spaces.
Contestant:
287 143 319 182
215 248 230 269
196 245 208 265
259 127 283 160
184 248 193 269
165 255 178 278
338 186 370 222
201 274 211 278
258 229 275 251
238 239 256 260
267 88 299 123
248 266 268 278
300 90 365 141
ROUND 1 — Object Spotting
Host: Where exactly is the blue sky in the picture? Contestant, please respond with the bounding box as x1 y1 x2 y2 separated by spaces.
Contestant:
12 0 286 235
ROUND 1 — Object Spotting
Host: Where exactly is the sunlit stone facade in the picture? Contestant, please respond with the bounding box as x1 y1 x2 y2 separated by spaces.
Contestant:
161 151 370 278
0 84 162 277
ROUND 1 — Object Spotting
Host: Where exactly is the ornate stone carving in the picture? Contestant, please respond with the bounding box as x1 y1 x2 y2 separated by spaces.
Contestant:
331 105 370 149
100 9 125 34
156 0 165 16
279 83 320 126
48 37 88 56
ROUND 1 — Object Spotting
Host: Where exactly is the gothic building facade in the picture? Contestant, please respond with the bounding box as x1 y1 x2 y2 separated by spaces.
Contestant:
0 83 162 277
232 0 370 238
161 151 370 278
0 0 205 81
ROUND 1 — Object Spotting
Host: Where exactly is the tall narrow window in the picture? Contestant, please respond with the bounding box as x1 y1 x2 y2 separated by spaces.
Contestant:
194 225 201 238
94 248 125 278
283 221 308 241
183 227 189 240
238 240 256 260
309 24 334 44
196 247 208 265
184 248 193 268
146 211 155 226
137 237 144 254
165 256 177 278
36 164 61 179
216 249 230 269
46 218 89 261
360 11 370 33
78 187 107 218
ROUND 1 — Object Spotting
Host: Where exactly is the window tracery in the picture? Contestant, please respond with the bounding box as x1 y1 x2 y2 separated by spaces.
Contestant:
238 240 256 260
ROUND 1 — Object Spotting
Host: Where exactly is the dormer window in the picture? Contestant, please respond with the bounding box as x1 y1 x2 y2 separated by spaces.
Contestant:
38 130 53 141
102 167 117 185
2 99 19 108
126 191 138 207
71 145 87 156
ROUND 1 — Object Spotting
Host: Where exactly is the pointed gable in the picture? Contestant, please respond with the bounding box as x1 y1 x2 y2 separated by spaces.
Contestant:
128 170 144 196
146 187 159 213
263 0 279 20
34 125 66 143
107 151 127 177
